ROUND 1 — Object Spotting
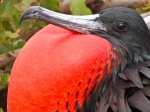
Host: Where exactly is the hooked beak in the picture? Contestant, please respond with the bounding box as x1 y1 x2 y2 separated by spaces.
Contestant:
20 6 106 34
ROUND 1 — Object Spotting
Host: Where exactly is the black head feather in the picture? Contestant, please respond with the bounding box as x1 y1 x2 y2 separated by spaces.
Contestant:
94 7 150 64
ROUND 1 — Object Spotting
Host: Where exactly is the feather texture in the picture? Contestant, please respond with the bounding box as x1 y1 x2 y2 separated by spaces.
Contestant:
96 62 150 112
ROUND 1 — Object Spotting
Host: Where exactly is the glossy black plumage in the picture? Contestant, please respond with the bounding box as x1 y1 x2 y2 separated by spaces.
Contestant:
96 63 150 112
87 7 150 112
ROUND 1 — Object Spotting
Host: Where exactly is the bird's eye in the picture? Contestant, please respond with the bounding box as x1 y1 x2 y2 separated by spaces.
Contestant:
114 22 127 32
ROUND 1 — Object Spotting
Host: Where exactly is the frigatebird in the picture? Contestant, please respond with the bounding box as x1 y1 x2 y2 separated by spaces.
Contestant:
8 6 150 112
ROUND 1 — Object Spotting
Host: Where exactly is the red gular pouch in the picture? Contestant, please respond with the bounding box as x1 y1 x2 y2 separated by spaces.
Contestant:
8 24 117 112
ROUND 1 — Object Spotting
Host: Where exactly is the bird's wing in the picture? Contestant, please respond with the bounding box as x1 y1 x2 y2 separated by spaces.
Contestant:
97 62 150 112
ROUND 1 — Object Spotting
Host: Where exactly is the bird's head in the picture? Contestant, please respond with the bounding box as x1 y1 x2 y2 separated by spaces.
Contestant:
95 7 150 64
20 6 150 64
8 6 150 112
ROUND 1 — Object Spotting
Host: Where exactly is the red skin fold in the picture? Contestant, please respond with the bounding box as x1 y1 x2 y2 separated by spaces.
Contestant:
8 24 114 112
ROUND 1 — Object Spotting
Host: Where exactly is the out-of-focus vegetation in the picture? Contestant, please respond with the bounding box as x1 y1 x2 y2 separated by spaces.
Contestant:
0 0 150 112
136 0 150 13
0 0 58 56
0 108 3 112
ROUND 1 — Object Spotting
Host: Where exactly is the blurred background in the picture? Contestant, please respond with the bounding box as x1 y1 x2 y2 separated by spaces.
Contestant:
0 0 150 112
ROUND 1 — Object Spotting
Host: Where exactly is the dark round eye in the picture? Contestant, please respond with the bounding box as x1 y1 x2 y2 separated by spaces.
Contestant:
114 22 127 32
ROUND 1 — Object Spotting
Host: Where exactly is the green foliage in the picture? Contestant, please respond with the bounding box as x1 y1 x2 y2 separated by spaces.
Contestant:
70 0 92 15
0 0 59 55
135 0 150 13
22 0 39 10
0 0 28 54
41 0 59 11
0 108 3 112
0 73 9 90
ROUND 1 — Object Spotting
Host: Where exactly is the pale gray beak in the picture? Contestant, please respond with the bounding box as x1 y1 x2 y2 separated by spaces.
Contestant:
20 6 107 34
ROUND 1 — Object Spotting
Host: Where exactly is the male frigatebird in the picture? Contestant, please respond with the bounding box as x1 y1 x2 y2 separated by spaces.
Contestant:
8 6 150 112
